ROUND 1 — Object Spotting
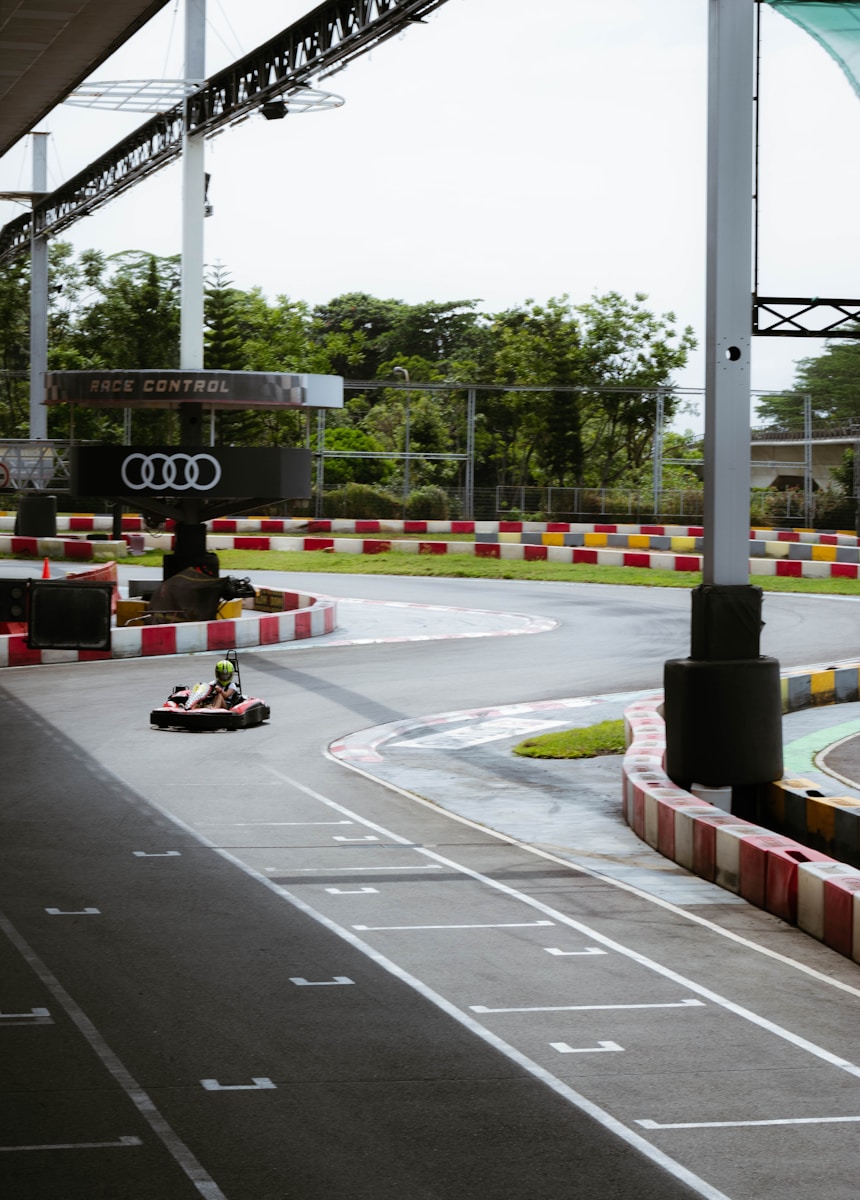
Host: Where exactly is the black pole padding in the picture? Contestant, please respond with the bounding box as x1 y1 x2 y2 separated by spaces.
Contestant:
664 656 783 789
691 584 764 661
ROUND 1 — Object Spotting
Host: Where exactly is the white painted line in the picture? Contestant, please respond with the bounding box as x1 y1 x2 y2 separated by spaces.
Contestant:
284 865 443 873
325 887 379 894
0 1007 52 1025
545 947 607 957
200 1077 277 1091
353 921 555 931
0 911 227 1199
133 851 181 857
44 908 100 915
333 836 379 842
471 999 705 1014
208 821 353 827
0 1135 142 1153
551 1041 625 1054
637 1115 860 1130
289 976 354 987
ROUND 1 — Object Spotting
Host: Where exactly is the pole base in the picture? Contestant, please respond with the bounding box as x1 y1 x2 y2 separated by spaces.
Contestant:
664 656 783 788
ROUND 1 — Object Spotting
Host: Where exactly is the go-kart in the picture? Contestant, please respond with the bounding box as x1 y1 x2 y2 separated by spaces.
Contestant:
150 650 270 731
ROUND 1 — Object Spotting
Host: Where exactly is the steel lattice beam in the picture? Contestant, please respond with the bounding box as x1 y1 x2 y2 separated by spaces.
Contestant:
753 296 860 337
0 0 450 265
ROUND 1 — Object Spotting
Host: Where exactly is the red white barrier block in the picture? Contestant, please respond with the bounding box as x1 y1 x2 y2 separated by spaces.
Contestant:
797 860 860 943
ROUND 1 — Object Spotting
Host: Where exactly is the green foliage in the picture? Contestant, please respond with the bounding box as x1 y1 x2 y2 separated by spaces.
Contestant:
318 427 392 487
832 448 855 494
513 719 627 760
404 485 449 520
812 487 857 531
204 262 244 370
0 253 29 436
755 341 860 428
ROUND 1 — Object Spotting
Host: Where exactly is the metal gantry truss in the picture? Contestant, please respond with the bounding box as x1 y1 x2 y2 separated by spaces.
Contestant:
752 297 860 338
0 0 451 265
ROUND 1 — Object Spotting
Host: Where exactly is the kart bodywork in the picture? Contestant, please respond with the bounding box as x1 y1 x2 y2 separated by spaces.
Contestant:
150 651 270 731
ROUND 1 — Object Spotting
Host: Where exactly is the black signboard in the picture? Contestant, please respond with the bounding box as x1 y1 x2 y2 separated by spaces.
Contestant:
71 446 312 500
28 581 113 651
46 370 343 410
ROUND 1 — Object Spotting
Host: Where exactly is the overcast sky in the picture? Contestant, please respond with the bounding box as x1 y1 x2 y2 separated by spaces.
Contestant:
2 0 860 434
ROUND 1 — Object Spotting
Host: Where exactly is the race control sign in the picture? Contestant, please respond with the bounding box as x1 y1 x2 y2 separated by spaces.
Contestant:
71 446 312 500
46 370 343 410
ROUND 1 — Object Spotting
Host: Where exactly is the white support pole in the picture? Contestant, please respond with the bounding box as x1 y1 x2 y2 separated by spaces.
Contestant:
703 0 755 585
29 132 49 440
180 0 206 371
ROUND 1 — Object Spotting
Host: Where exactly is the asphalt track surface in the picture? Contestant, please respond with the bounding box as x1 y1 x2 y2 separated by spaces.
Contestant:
5 570 860 1199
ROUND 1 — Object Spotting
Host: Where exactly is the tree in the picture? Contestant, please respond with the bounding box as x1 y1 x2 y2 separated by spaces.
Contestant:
204 263 244 370
72 250 180 369
0 254 30 437
479 293 696 490
310 292 482 380
755 340 860 429
317 427 392 487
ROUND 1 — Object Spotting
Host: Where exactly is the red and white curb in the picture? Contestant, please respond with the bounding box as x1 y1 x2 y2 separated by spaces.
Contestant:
0 591 337 668
622 694 860 964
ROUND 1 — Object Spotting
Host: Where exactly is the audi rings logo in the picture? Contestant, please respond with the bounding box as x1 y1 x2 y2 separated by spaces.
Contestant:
120 452 222 492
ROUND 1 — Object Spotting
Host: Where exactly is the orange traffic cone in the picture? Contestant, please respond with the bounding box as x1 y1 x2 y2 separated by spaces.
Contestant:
41 557 51 579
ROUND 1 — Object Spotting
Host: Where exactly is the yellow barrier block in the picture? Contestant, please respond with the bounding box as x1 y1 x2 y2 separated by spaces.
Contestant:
629 534 650 549
807 797 860 844
498 532 522 543
116 598 147 628
810 670 836 705
811 544 837 561
217 599 244 620
584 532 608 547
542 532 565 546
670 536 696 553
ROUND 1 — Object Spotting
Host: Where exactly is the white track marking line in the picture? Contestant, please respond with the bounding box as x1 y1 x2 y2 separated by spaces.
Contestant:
552 1041 624 1054
0 1136 142 1153
638 1115 860 1130
200 1078 276 1092
0 911 228 1200
353 921 554 931
267 767 860 1082
545 946 607 956
328 744 860 1004
471 999 705 1014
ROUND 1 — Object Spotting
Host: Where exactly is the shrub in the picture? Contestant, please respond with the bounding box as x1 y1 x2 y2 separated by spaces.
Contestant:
404 485 449 520
321 483 402 518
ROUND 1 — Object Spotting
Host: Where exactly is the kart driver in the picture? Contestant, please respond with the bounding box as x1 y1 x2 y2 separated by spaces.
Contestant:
189 658 240 710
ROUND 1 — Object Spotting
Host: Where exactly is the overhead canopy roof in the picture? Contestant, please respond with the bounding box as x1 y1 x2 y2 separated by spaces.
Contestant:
767 1 860 100
0 1 171 160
